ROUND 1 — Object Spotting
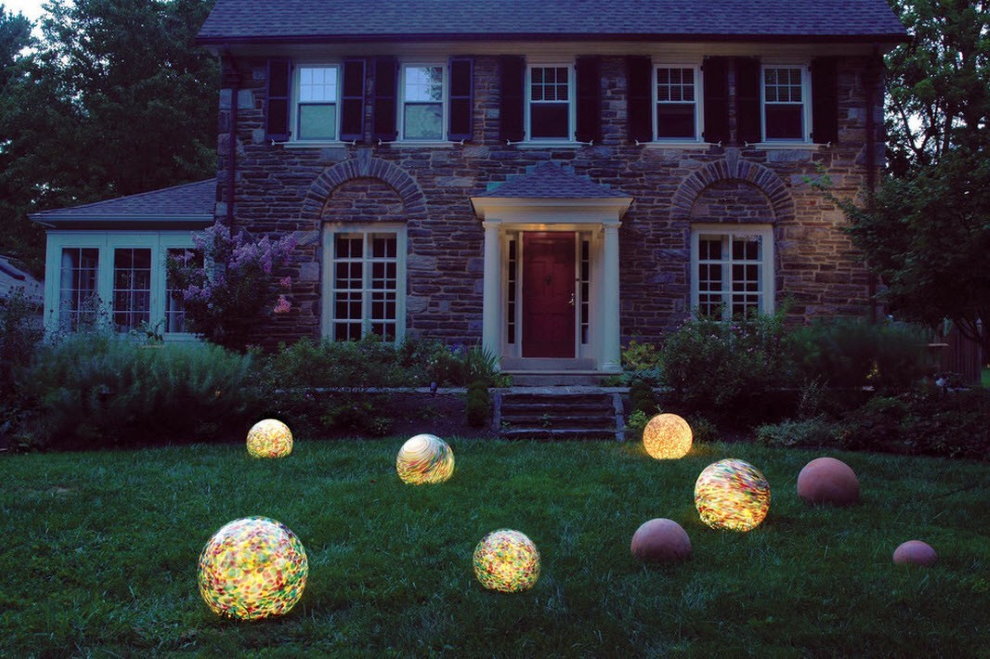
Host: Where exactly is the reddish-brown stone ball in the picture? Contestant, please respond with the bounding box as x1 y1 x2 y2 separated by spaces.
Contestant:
893 540 938 566
630 518 692 563
796 457 860 506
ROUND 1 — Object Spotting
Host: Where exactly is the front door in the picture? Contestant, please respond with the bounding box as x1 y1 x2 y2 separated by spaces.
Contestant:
522 232 575 358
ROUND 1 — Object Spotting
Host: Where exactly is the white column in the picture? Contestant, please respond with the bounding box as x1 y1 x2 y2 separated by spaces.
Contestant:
601 222 622 372
481 220 502 362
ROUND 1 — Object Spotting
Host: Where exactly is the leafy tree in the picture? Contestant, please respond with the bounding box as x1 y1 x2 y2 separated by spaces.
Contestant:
0 0 218 274
841 0 989 358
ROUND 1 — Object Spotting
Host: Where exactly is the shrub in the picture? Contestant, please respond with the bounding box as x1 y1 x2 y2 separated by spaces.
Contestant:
0 290 43 398
18 334 258 449
624 409 650 438
466 380 491 428
658 311 793 427
628 378 659 418
620 339 663 385
755 417 836 449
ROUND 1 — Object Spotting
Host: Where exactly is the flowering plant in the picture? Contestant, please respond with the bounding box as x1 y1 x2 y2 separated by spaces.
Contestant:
169 222 296 352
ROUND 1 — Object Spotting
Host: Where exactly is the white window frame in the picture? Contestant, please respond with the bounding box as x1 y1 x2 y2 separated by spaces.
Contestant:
652 61 703 143
525 60 576 142
690 224 775 319
760 63 812 143
292 63 342 143
399 62 447 142
43 231 200 340
321 222 407 343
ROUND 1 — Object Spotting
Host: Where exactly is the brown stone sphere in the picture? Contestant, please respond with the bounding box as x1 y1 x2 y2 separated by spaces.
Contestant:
893 540 938 566
630 518 692 563
796 457 859 506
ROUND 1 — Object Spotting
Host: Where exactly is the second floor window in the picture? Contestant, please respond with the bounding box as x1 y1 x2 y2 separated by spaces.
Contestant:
297 66 339 140
763 66 807 141
528 65 571 140
401 65 444 141
656 66 699 140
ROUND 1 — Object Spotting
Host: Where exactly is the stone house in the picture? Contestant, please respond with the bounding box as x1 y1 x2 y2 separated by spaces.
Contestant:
34 0 906 378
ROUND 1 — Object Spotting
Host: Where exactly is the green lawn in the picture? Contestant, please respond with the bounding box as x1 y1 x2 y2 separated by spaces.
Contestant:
2 439 987 657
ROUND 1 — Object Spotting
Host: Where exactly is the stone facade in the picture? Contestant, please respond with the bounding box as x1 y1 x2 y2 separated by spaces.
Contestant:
216 53 883 350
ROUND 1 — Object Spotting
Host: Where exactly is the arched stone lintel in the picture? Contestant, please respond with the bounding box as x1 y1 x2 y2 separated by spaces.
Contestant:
671 158 794 223
299 156 428 224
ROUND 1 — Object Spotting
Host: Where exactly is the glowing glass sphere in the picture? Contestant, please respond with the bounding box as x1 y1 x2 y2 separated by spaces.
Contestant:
198 516 308 620
396 433 454 485
473 529 541 593
642 413 693 459
246 418 293 458
694 459 771 532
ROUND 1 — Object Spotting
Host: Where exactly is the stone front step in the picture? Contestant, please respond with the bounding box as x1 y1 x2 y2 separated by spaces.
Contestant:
494 390 625 441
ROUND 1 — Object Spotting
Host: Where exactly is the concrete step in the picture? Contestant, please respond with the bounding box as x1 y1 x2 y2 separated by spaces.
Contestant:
501 427 618 440
494 389 625 441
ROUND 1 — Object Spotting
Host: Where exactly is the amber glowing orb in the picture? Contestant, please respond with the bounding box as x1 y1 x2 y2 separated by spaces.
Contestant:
630 518 692 563
642 413 693 459
694 459 771 531
473 529 541 593
198 517 308 620
246 418 293 458
396 433 454 485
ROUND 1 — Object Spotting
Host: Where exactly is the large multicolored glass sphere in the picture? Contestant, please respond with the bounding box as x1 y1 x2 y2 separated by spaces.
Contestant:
473 529 541 593
246 418 293 458
396 433 454 485
642 413 693 459
198 517 308 620
694 459 771 532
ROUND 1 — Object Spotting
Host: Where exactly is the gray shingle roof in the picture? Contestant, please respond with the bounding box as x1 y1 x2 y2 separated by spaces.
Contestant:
30 179 216 228
198 0 906 44
480 163 627 199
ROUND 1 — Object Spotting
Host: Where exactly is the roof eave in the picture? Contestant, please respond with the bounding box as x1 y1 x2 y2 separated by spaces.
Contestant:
31 214 215 230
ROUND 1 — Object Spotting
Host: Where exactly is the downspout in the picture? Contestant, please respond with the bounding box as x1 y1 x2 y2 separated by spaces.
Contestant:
864 47 881 323
222 51 241 228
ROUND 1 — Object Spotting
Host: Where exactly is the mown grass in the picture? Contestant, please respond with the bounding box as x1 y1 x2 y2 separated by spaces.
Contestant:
2 439 987 657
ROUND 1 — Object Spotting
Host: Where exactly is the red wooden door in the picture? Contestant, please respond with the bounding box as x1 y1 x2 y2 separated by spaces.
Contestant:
522 232 576 358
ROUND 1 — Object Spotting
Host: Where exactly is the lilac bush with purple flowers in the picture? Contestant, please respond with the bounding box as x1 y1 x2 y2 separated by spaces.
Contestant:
169 222 296 352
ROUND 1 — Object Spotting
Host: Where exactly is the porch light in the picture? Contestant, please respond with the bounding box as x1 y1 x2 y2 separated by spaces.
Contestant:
246 418 293 458
396 433 454 485
473 529 541 592
198 517 308 620
694 459 771 532
642 413 693 459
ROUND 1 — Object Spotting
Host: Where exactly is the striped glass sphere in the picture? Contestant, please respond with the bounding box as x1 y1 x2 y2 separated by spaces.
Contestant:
473 529 541 593
198 517 308 620
642 413 693 459
694 459 771 532
246 418 293 458
396 433 454 485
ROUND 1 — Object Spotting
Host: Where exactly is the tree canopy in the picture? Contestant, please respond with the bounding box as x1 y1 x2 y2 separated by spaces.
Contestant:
844 0 989 358
0 0 217 274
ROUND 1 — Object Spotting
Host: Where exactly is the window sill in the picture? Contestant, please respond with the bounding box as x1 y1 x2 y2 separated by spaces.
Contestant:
642 141 712 149
387 141 457 148
745 142 825 150
513 141 583 149
282 141 351 149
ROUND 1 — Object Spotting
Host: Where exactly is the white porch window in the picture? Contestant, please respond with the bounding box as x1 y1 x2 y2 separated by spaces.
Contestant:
691 225 775 319
58 247 99 331
322 223 407 342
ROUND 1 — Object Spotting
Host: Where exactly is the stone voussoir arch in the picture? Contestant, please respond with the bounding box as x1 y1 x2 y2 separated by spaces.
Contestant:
299 154 428 224
670 156 794 223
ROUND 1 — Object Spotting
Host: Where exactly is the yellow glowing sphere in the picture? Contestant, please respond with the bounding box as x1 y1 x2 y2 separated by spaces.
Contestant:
642 413 693 459
473 529 541 593
197 516 308 620
694 459 771 532
396 433 454 485
246 418 293 458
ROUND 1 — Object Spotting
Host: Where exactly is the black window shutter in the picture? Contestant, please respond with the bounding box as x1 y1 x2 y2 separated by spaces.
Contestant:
266 59 291 142
373 56 398 142
735 57 762 145
499 55 525 142
341 58 366 142
811 57 839 144
449 57 474 142
575 56 602 144
701 57 729 144
626 56 652 143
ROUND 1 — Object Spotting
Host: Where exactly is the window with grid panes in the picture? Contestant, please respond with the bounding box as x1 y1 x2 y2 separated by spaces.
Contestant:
297 66 339 140
112 248 152 332
529 66 570 139
165 248 202 333
656 67 697 139
402 65 444 140
331 231 399 341
763 66 805 140
694 229 772 320
59 247 100 330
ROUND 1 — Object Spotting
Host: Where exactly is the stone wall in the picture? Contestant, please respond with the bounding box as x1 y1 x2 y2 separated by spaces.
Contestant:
216 53 883 349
